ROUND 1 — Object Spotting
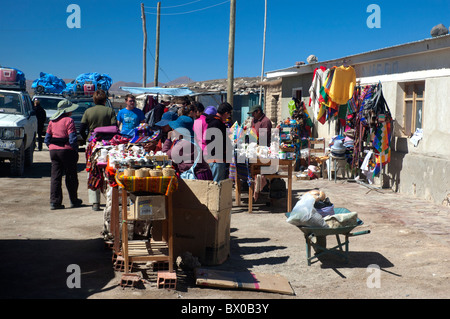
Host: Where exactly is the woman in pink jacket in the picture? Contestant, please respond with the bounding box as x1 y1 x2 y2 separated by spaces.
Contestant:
44 99 83 210
193 104 217 157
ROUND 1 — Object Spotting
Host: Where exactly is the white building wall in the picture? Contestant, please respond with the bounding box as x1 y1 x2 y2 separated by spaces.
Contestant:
270 37 450 205
356 73 450 204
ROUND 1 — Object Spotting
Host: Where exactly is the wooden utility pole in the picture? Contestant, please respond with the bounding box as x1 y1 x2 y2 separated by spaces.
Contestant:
227 0 236 106
141 3 147 87
259 0 267 106
154 2 161 87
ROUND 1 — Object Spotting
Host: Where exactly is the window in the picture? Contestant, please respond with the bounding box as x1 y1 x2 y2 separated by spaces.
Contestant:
403 81 424 136
292 87 302 101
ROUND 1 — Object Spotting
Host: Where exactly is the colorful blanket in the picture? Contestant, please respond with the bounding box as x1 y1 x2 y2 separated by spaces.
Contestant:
115 173 178 195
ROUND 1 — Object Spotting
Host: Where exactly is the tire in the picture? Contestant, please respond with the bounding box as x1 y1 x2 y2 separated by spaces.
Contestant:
10 144 25 176
35 85 44 94
25 138 35 167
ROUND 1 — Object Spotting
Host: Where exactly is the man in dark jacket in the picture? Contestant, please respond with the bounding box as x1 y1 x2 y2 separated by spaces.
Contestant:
205 102 233 182
33 99 47 151
248 105 272 146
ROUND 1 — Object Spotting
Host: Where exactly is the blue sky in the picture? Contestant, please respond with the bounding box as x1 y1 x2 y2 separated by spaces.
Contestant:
0 0 449 84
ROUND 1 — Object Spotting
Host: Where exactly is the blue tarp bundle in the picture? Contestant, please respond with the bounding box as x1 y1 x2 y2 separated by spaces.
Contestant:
63 72 113 94
31 72 66 94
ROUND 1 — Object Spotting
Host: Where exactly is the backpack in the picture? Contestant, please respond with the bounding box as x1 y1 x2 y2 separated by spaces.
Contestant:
363 83 391 127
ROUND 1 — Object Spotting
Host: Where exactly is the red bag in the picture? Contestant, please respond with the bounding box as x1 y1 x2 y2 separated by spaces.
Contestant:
0 68 17 83
84 83 95 95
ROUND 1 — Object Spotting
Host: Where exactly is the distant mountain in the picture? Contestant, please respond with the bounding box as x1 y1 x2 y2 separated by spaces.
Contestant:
109 81 142 94
166 76 194 86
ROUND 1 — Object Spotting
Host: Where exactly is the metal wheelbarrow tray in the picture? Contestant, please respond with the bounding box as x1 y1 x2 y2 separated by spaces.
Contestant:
290 208 371 265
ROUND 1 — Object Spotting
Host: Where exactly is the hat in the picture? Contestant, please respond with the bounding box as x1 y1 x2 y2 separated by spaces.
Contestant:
204 106 217 116
331 139 346 154
161 94 171 103
50 99 79 120
247 105 262 115
169 115 194 137
155 111 178 127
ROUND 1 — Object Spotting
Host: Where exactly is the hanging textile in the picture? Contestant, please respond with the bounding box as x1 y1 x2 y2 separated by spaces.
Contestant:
326 66 357 105
314 65 356 124
372 120 392 177
308 66 328 118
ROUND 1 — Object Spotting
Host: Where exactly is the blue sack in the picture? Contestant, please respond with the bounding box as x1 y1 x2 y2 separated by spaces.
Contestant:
62 72 112 95
32 72 66 94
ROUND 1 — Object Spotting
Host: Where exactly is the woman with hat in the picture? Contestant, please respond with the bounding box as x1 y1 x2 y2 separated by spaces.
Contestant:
142 111 179 154
162 115 212 180
44 99 83 210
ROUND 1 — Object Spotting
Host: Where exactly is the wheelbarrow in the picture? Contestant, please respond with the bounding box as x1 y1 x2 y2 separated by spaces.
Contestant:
287 208 370 266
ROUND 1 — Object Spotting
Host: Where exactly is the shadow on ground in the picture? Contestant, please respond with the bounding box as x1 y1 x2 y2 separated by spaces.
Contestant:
0 238 114 298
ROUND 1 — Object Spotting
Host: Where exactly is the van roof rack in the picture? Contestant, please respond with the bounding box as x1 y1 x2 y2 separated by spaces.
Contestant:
32 92 65 97
0 81 27 92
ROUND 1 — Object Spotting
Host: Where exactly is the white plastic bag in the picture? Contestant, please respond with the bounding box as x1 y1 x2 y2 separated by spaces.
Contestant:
286 193 328 228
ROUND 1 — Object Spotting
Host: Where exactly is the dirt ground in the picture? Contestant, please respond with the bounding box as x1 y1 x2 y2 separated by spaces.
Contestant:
0 148 449 302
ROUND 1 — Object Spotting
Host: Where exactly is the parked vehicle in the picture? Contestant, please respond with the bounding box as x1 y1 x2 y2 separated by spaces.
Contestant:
32 93 115 146
32 94 65 135
0 89 37 176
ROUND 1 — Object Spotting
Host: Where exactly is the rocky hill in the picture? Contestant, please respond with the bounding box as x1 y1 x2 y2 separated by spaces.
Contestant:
25 76 262 96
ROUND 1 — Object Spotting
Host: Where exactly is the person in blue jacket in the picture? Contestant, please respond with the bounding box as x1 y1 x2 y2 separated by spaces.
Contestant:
117 94 145 137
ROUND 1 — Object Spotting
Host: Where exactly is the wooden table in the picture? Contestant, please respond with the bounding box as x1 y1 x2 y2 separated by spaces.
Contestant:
234 159 294 213
110 186 174 273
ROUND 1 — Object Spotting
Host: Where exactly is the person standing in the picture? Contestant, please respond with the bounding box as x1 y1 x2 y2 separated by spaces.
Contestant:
44 99 82 210
192 102 208 155
79 89 117 211
33 99 47 151
248 105 272 146
79 89 117 142
117 94 145 138
145 98 167 130
205 102 233 182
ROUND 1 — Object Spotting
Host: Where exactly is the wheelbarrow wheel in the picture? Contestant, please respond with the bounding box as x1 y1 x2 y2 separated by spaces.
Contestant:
313 236 327 254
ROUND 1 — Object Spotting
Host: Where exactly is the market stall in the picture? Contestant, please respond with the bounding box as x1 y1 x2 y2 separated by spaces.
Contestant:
228 123 295 213
85 124 234 288
308 65 393 186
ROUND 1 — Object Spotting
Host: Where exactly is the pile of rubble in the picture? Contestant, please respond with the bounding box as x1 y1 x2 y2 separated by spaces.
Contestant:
172 76 262 95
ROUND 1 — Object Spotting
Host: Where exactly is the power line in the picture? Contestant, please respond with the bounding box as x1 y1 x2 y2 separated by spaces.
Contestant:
146 41 172 83
144 0 203 9
145 0 229 16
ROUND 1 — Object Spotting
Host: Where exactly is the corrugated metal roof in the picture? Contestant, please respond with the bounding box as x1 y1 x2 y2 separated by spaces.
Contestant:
266 35 450 78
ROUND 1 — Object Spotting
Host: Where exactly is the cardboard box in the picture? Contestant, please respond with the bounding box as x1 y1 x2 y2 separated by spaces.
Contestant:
171 179 233 265
129 194 166 221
